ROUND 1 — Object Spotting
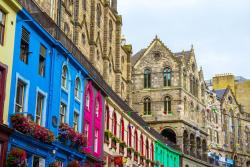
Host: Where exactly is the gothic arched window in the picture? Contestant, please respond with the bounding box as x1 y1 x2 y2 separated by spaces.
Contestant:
96 4 102 27
163 67 171 86
144 97 151 115
75 77 80 99
144 69 151 88
61 65 68 89
164 96 171 114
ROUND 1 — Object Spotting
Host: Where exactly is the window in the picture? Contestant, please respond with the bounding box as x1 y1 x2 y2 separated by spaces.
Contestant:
84 122 89 141
35 92 45 125
85 92 90 111
20 27 30 64
112 112 117 136
151 143 154 160
96 4 101 27
144 69 151 88
60 102 66 124
134 130 138 151
75 77 80 99
128 124 132 147
163 67 171 86
61 66 68 89
32 156 45 167
15 80 26 113
164 96 171 114
73 111 79 131
0 10 6 45
215 131 219 143
120 119 124 141
95 98 99 117
106 106 110 130
39 45 46 77
146 140 149 159
94 129 99 153
82 0 86 10
63 22 70 35
109 20 113 42
143 97 151 115
81 33 86 45
140 135 144 155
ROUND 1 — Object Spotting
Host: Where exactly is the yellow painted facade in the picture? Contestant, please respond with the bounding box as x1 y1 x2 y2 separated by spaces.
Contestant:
0 0 21 124
212 74 250 113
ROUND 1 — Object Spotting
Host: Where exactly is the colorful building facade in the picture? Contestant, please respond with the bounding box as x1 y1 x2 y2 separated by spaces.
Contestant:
154 140 180 167
0 0 21 166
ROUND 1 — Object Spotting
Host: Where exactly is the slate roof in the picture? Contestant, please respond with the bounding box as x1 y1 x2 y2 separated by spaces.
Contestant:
131 49 146 66
214 89 227 100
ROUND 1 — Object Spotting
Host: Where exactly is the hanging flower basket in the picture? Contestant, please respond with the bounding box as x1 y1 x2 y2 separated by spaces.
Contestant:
67 160 82 167
11 114 55 143
6 147 27 167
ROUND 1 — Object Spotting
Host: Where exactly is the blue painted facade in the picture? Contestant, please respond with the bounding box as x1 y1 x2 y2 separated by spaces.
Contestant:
6 7 101 166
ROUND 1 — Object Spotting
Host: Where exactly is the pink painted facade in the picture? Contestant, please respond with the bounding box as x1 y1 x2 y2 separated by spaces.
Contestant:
83 81 104 160
83 81 94 153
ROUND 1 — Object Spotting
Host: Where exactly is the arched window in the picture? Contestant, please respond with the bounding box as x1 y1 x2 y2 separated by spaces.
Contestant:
140 134 144 155
163 67 171 86
105 105 110 130
144 97 151 115
112 112 117 136
82 0 86 10
164 96 171 114
151 142 154 160
134 130 138 151
146 139 149 159
85 92 90 110
128 124 132 147
144 69 151 88
184 97 187 112
75 77 80 99
109 20 113 42
120 119 124 141
61 65 68 89
96 4 102 27
95 97 100 118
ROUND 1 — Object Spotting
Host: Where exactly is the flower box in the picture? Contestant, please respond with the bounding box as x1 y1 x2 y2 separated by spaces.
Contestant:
104 130 113 144
7 148 27 167
11 114 55 143
59 123 87 151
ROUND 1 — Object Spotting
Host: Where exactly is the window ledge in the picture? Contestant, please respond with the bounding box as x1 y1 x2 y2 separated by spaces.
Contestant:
61 87 69 93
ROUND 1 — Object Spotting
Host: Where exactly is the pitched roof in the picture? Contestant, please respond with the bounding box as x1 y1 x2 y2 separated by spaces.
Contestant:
131 49 146 66
214 89 227 100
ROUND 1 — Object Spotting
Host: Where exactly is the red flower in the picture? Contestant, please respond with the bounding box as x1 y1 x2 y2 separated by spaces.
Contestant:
67 160 82 167
7 148 27 167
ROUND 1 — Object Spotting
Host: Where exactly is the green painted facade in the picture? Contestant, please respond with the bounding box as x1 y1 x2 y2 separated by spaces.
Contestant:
154 140 181 167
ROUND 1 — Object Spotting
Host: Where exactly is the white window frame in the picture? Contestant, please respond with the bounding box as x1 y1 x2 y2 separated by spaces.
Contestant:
35 88 47 126
73 110 79 131
94 129 99 153
60 102 67 124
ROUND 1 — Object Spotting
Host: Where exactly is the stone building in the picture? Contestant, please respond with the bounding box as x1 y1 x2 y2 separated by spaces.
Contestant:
207 87 250 167
32 0 132 103
131 36 208 163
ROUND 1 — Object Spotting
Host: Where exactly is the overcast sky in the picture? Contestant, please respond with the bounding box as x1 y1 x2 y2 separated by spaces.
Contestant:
118 0 250 80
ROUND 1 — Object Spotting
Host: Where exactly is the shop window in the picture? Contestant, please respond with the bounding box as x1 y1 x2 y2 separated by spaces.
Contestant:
39 45 46 77
20 27 30 64
32 156 45 167
60 102 66 124
35 92 45 125
15 80 26 113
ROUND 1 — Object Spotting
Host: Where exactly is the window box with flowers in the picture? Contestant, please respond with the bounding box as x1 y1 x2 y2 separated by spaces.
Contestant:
11 114 55 144
127 147 134 158
58 123 87 152
111 136 120 149
155 161 160 166
140 155 145 165
119 141 127 154
7 148 27 167
67 160 82 167
104 130 113 144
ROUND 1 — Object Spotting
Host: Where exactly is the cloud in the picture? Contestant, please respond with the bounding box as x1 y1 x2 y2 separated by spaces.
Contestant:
118 0 250 79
